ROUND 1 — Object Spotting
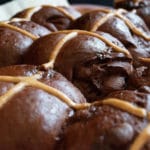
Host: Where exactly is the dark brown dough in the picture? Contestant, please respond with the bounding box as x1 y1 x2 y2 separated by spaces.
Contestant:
24 31 132 101
0 65 86 150
13 6 81 31
9 20 51 37
58 90 150 150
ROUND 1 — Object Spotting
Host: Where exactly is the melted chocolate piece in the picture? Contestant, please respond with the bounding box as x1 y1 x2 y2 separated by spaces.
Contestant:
130 66 150 89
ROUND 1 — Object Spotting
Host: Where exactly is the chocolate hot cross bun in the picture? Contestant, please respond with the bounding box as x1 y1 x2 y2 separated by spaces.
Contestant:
12 5 81 31
115 0 150 29
0 19 51 67
70 8 150 66
59 90 150 150
0 65 86 150
24 30 132 101
9 18 51 37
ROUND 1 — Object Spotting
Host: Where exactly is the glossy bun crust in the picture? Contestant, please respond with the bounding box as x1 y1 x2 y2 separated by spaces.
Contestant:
59 90 150 150
70 9 150 52
0 65 86 150
0 19 51 67
9 19 51 37
13 6 81 31
115 0 150 29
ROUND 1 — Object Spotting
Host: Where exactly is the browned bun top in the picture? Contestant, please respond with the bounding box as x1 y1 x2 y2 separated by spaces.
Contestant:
0 18 52 67
115 0 150 29
69 9 150 65
0 65 86 150
12 5 81 31
58 90 150 150
9 19 51 37
0 22 35 67
70 10 135 45
23 30 133 101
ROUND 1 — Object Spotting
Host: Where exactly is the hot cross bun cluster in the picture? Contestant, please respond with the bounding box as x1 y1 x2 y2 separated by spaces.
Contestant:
0 3 150 150
0 5 81 67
